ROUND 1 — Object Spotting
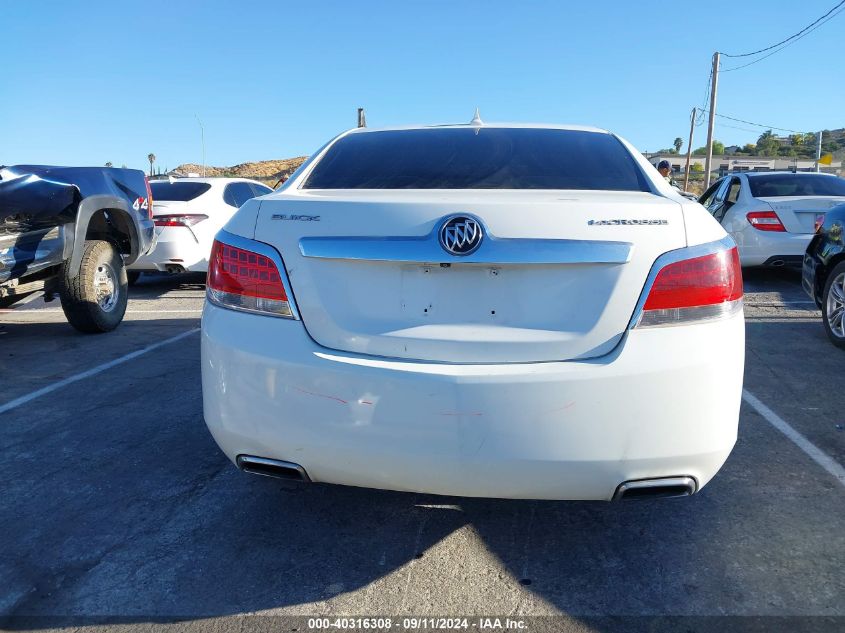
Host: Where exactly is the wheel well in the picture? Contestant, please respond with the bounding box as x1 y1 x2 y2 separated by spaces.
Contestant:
84 209 134 255
818 252 845 296
828 253 845 277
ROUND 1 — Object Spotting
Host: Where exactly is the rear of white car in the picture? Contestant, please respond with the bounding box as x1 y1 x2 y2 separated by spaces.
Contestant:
703 172 845 267
201 124 744 500
130 178 271 274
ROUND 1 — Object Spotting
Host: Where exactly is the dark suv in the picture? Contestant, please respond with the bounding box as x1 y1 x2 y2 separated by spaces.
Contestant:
803 202 845 348
0 165 155 332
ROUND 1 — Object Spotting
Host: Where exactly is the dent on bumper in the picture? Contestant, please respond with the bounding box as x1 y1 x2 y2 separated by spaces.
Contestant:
201 303 744 500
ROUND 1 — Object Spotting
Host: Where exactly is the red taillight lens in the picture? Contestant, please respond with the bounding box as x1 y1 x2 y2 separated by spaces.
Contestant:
154 214 209 227
637 247 743 327
747 211 785 232
144 176 154 220
206 239 293 318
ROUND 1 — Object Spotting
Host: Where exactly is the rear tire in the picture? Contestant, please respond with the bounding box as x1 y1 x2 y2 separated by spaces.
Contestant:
821 261 845 349
59 240 128 333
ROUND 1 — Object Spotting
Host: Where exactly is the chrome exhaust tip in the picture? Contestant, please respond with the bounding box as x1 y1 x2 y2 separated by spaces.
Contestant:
236 455 310 482
613 476 697 501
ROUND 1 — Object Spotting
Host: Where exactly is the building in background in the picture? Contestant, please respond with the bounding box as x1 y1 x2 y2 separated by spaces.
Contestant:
646 154 843 179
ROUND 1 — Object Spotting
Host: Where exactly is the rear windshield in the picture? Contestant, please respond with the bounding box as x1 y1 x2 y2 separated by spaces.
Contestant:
304 128 650 191
748 174 845 198
150 181 211 201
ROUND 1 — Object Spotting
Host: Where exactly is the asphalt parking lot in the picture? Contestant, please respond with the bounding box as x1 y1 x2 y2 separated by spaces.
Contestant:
1 269 843 633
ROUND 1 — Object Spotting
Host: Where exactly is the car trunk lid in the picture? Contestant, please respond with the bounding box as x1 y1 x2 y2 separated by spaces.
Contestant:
759 196 845 233
255 190 685 363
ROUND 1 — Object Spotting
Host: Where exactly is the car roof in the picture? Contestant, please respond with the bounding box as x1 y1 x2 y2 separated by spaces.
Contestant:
150 177 268 186
344 122 610 135
740 171 837 178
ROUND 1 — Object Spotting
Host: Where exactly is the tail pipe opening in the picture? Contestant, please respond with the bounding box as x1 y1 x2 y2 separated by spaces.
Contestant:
613 476 697 501
236 455 311 482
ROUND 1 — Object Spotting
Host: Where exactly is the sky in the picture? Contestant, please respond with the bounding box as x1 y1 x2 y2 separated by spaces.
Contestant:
2 0 843 171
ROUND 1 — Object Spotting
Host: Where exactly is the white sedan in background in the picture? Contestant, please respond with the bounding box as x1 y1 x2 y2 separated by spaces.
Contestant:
201 122 745 501
128 177 272 281
699 171 845 267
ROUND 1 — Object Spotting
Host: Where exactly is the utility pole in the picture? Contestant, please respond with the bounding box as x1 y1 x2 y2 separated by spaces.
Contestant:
703 52 720 189
816 131 822 173
683 107 696 192
357 108 366 128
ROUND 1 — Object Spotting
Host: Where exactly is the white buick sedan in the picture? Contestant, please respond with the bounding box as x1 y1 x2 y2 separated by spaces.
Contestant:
201 122 745 501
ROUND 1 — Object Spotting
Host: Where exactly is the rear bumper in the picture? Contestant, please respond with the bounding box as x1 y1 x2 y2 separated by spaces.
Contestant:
802 252 823 305
128 227 208 272
201 303 745 500
735 227 813 267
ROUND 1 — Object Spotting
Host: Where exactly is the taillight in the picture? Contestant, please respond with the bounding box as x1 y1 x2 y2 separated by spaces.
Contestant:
747 211 785 232
206 239 294 318
636 246 743 328
144 176 154 220
814 213 825 233
154 214 209 227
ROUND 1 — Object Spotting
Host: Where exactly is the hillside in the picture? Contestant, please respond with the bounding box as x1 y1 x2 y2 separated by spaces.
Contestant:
170 157 308 185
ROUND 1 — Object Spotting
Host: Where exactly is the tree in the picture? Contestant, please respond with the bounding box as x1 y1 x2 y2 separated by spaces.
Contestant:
673 137 683 153
756 130 779 156
147 153 156 177
692 140 724 156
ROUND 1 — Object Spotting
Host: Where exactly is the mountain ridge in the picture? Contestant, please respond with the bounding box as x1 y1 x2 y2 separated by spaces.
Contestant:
170 156 308 184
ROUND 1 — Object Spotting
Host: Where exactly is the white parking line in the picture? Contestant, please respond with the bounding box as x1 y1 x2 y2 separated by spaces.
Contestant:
0 309 203 314
0 328 200 416
743 389 845 487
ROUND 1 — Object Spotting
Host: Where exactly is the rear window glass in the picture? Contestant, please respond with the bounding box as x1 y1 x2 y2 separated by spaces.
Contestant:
150 181 211 201
748 174 845 198
304 128 650 191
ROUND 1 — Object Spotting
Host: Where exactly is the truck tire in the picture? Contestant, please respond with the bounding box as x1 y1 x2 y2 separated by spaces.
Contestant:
59 240 128 333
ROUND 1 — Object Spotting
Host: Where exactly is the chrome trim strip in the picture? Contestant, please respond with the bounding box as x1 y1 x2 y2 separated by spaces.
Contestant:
628 235 738 330
208 229 301 320
236 455 311 482
612 476 697 501
299 226 632 265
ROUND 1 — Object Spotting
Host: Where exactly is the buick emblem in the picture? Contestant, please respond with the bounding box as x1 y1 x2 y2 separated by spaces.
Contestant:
439 216 483 256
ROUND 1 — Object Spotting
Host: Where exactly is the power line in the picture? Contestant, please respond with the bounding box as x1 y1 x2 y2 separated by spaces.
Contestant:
721 5 845 71
700 111 803 134
721 0 845 58
717 113 800 133
716 122 767 134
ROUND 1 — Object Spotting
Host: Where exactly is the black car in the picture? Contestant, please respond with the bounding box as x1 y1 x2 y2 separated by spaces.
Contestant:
0 165 155 332
803 202 845 348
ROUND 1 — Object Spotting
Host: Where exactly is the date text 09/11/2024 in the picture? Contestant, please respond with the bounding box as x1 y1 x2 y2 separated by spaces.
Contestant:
306 616 528 630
